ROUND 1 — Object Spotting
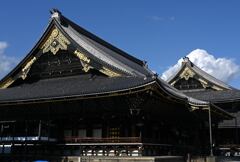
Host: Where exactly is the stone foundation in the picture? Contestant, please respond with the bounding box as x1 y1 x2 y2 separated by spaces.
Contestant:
61 156 184 162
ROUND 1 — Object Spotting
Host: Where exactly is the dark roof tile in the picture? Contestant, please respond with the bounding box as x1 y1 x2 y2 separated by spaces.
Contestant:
185 90 240 102
0 76 155 104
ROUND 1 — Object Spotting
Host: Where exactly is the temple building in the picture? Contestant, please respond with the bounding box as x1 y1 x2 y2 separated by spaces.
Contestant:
0 10 234 161
167 56 240 151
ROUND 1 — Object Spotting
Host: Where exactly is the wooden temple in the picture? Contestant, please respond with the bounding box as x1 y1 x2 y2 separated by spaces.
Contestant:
0 10 233 161
168 56 240 154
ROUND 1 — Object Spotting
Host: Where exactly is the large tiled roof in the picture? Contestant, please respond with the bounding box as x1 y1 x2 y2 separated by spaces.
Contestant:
0 75 155 104
0 10 154 88
58 15 154 77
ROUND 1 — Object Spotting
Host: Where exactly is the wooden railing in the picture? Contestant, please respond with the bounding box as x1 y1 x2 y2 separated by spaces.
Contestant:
63 137 141 143
0 136 56 142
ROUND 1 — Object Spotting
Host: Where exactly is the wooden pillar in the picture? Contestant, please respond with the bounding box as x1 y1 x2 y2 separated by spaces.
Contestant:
114 146 117 156
235 118 239 144
38 120 42 139
24 120 28 159
106 147 109 156
79 146 82 156
47 104 51 141
208 106 213 156
91 146 94 156
0 124 3 154
0 124 3 142
12 122 16 156
131 122 137 137
126 146 129 156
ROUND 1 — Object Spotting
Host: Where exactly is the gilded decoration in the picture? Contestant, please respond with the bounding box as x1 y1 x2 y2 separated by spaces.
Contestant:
21 57 37 80
74 50 90 63
212 85 223 91
41 28 70 55
74 50 92 72
198 78 209 89
0 78 15 89
74 49 120 76
189 105 199 112
189 105 210 112
99 67 121 77
180 67 195 80
82 63 93 72
198 78 223 90
170 80 176 86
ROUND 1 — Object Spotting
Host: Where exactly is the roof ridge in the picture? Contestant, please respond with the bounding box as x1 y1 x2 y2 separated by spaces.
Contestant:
58 14 146 67
188 60 234 90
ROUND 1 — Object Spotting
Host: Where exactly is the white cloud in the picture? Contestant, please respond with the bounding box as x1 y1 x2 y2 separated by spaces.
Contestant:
148 16 175 22
161 49 240 83
0 42 8 54
0 41 18 78
149 16 164 21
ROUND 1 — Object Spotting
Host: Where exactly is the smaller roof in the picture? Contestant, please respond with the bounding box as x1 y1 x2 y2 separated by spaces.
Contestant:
219 111 240 127
158 77 209 106
168 57 233 91
185 89 240 103
159 78 233 119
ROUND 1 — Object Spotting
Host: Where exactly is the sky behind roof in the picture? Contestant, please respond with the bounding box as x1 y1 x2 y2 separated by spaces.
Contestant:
1 1 240 87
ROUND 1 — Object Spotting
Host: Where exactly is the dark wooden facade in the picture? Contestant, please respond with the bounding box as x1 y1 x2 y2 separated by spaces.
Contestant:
0 91 204 158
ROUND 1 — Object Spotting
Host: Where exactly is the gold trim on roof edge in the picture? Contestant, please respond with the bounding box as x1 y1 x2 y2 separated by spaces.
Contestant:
74 49 121 77
100 67 121 77
21 57 37 80
0 56 37 88
0 78 15 89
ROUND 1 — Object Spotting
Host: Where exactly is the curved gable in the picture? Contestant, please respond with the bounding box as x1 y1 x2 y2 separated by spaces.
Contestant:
168 57 232 91
0 11 154 89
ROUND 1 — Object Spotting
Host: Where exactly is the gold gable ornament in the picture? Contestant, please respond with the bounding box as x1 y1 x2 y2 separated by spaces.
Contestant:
0 78 15 89
180 67 195 80
41 28 70 55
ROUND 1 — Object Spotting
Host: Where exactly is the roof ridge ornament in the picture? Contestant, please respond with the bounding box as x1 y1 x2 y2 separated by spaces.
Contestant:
183 56 190 63
182 56 193 67
50 8 61 19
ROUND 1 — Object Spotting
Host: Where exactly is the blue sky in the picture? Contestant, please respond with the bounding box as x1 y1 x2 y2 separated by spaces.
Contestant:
1 1 240 87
